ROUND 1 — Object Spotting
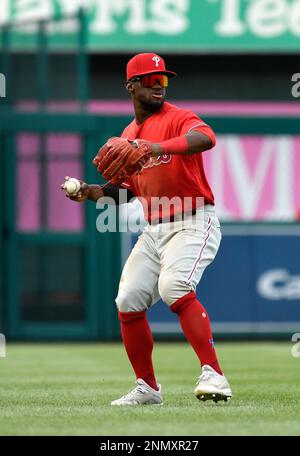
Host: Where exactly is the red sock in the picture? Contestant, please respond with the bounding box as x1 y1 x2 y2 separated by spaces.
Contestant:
171 291 223 375
118 310 158 390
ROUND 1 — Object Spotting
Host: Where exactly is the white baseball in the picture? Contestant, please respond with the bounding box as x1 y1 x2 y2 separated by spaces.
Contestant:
65 178 81 195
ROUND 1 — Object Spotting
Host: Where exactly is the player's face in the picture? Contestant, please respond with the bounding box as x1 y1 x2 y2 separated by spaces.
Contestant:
130 74 167 111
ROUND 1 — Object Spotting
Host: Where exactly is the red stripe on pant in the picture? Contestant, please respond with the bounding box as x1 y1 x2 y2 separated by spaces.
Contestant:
171 291 222 375
118 310 158 390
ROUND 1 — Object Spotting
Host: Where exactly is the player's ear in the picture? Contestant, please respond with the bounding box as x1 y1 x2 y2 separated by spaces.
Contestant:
126 81 134 94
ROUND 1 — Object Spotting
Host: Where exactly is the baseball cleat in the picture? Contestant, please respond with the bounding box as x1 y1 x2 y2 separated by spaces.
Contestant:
111 378 163 406
194 365 232 403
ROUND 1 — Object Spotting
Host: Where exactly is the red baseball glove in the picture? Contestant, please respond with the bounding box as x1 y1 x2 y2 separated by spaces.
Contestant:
93 137 152 185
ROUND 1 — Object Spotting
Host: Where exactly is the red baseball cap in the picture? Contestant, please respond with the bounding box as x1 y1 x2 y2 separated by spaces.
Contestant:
126 53 177 81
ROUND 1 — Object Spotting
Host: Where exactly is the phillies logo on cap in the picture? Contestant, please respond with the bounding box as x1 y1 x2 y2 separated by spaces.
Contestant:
152 56 161 67
126 53 177 81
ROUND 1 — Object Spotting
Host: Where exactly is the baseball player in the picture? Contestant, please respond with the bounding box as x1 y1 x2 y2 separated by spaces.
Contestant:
63 53 232 406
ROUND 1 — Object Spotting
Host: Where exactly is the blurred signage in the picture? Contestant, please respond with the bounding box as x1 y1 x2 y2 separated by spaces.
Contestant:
204 135 300 221
257 269 300 300
1 0 300 52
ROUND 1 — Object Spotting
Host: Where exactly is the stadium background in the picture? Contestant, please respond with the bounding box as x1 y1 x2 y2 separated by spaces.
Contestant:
0 0 300 342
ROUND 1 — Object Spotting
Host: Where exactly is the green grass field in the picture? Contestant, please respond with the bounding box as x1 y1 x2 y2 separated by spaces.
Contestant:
0 342 299 436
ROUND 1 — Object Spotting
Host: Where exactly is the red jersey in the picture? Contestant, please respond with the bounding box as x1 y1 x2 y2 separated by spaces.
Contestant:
121 102 215 223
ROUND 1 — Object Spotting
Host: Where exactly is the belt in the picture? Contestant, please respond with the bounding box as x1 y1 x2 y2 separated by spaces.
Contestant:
156 209 197 224
150 205 215 225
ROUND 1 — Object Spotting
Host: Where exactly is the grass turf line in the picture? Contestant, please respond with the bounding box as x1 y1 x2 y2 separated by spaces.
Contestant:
0 342 299 436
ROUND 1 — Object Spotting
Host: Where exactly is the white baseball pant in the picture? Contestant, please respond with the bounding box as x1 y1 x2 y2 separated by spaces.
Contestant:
115 206 221 312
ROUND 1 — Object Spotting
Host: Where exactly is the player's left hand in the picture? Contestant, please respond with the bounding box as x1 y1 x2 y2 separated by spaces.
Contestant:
93 137 152 185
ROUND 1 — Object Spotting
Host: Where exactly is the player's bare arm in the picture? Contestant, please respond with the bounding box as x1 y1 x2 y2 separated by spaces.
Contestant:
74 184 104 202
61 177 134 204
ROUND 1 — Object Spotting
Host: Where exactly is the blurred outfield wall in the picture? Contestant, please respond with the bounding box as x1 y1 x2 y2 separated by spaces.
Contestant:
1 109 299 340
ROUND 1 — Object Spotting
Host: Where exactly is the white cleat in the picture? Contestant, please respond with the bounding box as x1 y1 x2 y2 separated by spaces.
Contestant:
194 365 232 403
111 378 163 406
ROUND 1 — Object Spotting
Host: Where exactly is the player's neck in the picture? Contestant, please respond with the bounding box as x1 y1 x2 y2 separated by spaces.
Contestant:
133 100 162 125
134 107 154 125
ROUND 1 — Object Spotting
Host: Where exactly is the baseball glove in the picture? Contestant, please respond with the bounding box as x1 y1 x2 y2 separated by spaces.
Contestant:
93 137 152 185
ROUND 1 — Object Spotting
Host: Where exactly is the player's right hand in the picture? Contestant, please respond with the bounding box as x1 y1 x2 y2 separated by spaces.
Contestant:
61 176 90 202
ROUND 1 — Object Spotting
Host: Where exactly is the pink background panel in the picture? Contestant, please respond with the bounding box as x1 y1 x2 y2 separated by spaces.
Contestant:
17 133 84 232
203 136 300 221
